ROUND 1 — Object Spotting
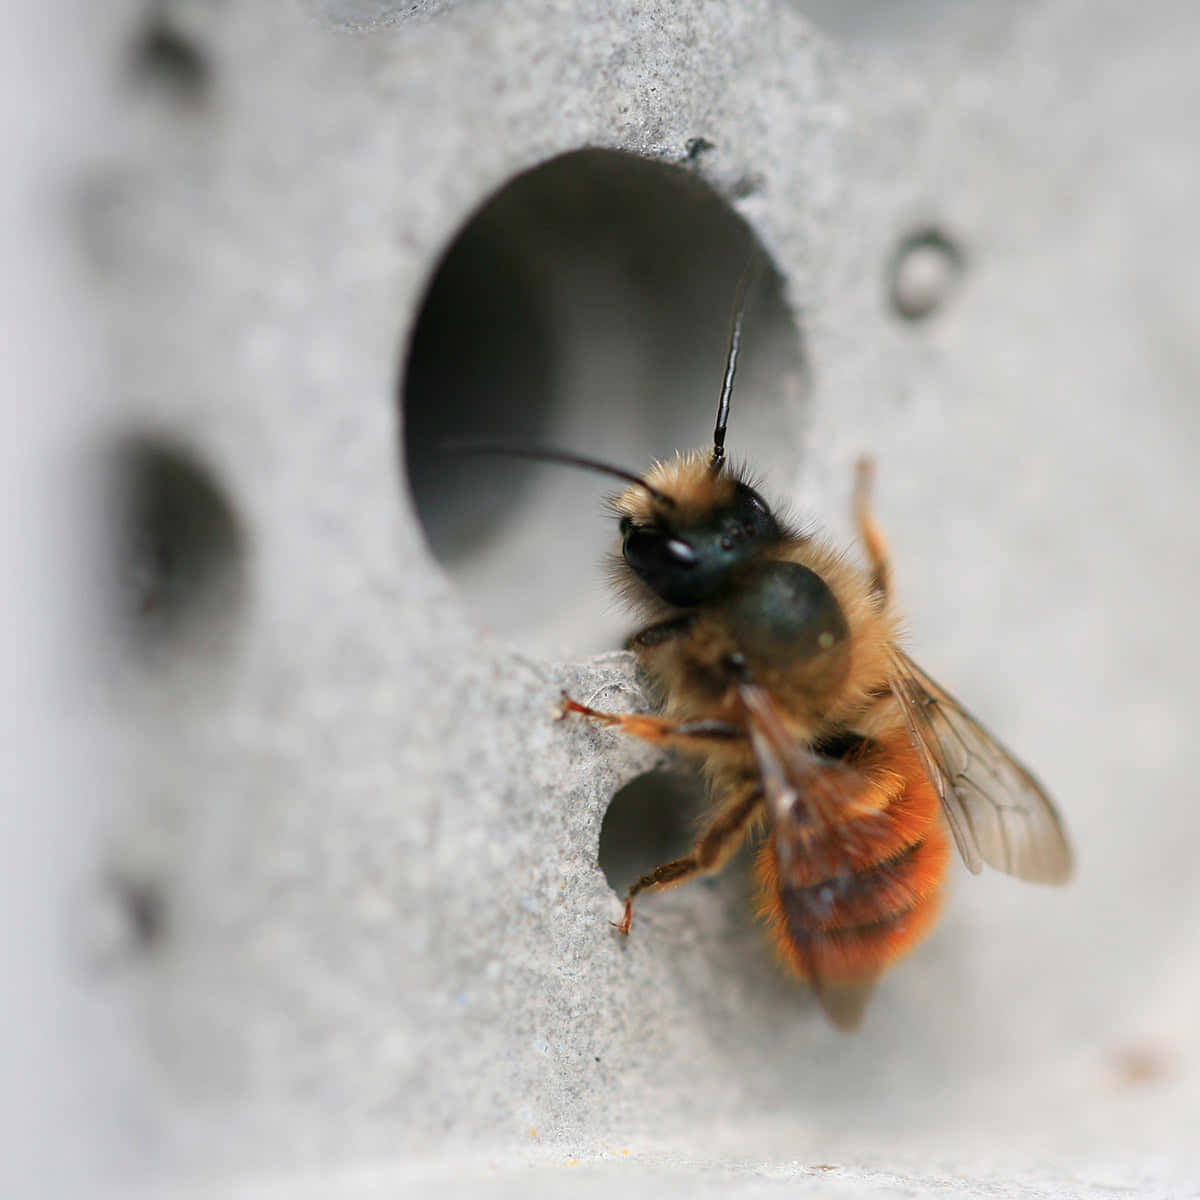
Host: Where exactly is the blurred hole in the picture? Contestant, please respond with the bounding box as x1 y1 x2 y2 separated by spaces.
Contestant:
598 768 708 898
106 437 245 666
401 147 806 657
888 227 966 321
80 870 168 971
403 216 555 566
130 12 210 104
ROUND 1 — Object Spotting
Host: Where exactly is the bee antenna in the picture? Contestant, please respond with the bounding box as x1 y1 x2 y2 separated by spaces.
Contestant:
711 254 763 474
440 439 677 507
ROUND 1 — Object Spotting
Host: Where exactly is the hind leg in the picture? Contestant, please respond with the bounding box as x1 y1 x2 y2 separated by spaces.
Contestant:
853 457 892 599
613 781 763 934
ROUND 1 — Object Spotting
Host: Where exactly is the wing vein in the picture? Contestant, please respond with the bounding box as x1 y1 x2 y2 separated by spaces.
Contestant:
887 649 1072 885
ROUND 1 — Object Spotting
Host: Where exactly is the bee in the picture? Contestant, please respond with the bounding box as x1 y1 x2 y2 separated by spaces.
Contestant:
461 267 1073 1030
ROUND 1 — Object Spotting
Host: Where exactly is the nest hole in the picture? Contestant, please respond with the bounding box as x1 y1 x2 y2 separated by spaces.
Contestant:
401 147 805 656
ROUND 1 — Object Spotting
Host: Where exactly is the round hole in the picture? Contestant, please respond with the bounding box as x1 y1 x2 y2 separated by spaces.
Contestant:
80 870 167 970
131 18 210 103
888 227 966 321
105 437 245 668
597 768 708 899
401 148 806 657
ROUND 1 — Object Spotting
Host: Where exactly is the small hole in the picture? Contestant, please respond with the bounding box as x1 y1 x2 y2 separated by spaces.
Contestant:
106 437 245 663
131 17 210 103
123 877 166 947
401 148 805 656
888 227 966 321
598 768 708 899
80 871 167 970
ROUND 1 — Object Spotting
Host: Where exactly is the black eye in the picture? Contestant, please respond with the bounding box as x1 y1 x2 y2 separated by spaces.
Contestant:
731 482 779 537
739 485 768 513
623 526 712 606
624 527 698 573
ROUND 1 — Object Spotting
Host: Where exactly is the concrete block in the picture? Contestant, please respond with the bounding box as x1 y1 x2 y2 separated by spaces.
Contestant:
8 0 1199 1194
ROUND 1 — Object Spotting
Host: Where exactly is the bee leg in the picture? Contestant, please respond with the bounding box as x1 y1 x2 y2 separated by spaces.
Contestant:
627 614 696 650
614 783 763 934
556 693 744 756
853 456 891 599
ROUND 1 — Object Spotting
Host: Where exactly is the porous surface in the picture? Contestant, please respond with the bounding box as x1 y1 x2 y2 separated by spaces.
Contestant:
9 0 1200 1196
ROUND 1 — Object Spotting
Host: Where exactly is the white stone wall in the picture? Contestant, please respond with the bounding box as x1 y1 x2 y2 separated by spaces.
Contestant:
6 0 1199 1194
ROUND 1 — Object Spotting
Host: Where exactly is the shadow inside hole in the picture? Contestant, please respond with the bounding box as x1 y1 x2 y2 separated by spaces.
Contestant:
598 767 709 899
106 437 245 664
404 219 556 562
401 148 806 657
887 226 967 321
130 16 210 102
81 871 168 972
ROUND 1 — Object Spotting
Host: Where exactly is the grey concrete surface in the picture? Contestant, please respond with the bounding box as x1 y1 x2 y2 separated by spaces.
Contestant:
7 0 1200 1195
0 3 148 1197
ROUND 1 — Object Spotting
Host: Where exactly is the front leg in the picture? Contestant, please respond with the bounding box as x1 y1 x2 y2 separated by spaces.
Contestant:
556 692 744 756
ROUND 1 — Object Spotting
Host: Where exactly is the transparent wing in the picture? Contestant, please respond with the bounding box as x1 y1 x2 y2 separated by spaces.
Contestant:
738 683 886 1031
739 683 888 869
889 649 1073 884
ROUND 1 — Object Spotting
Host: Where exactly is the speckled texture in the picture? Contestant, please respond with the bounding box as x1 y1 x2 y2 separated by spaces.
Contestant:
13 0 1200 1196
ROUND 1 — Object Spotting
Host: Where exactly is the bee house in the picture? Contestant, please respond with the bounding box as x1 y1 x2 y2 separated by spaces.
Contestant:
6 0 1199 1196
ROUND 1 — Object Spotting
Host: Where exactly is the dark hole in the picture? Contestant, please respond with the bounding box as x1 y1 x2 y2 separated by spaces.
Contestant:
108 437 245 660
403 218 555 564
887 227 966 321
81 870 169 972
132 18 210 102
598 767 708 898
400 148 805 656
119 874 167 951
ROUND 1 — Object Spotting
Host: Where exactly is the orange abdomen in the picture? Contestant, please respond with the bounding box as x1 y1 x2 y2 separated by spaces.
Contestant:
755 733 950 988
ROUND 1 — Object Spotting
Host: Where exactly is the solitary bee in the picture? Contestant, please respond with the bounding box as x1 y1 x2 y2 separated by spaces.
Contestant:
467 268 1072 1030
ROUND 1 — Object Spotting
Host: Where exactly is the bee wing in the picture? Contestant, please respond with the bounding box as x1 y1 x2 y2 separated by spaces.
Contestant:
739 683 884 849
889 649 1073 885
739 684 885 1032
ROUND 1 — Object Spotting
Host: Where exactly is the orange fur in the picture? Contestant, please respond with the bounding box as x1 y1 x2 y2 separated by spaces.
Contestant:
564 451 994 1023
754 736 950 983
776 735 946 884
606 453 950 993
614 460 900 737
757 888 946 984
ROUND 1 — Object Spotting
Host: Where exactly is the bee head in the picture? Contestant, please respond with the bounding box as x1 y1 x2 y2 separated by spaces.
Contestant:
613 454 784 608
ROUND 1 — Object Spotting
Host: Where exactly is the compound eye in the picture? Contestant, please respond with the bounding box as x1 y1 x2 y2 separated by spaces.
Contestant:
731 482 780 538
739 485 769 515
623 527 698 575
664 537 699 565
739 482 768 511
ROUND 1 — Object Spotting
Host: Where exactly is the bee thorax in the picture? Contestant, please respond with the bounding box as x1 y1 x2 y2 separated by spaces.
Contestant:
725 561 850 684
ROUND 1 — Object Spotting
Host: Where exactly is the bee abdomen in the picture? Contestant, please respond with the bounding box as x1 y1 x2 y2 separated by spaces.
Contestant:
781 835 945 932
755 737 950 985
